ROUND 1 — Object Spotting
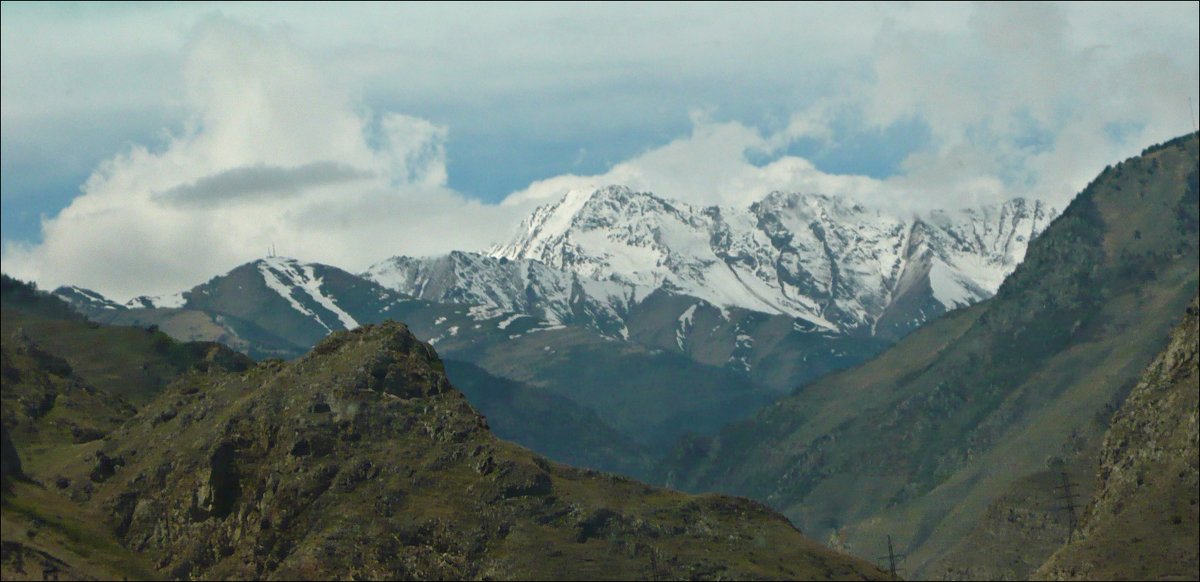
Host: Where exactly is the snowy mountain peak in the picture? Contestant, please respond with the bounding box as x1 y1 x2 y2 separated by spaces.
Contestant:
481 185 1056 337
364 250 639 338
53 285 125 311
368 185 1054 343
124 291 188 309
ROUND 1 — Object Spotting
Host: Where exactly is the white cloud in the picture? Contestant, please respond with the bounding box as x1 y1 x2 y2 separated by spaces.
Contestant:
2 4 1196 299
2 18 519 300
506 2 1199 214
862 2 1198 209
502 111 885 210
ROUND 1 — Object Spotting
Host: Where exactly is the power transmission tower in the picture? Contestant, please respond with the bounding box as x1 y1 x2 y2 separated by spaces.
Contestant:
1055 471 1082 543
648 544 662 582
876 534 906 580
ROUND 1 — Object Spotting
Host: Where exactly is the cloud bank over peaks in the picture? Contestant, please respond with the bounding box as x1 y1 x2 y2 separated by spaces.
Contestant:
506 1 1198 218
2 18 519 300
502 110 887 211
3 3 1195 300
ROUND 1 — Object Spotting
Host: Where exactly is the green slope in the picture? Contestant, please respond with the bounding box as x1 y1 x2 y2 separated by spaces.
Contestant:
1034 296 1199 580
2 275 253 407
24 321 887 580
0 276 252 581
442 359 652 477
663 132 1200 577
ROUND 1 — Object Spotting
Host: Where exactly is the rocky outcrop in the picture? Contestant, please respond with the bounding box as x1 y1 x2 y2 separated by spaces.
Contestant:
60 321 886 580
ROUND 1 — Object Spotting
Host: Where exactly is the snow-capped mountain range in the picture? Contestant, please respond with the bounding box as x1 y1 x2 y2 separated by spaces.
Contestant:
368 185 1054 340
47 184 1056 468
54 184 1055 385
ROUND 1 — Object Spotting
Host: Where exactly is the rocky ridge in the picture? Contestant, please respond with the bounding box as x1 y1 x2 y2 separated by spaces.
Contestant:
32 320 887 580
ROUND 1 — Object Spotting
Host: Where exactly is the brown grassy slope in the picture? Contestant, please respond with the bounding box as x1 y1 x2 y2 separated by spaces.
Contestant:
1034 296 1199 580
931 465 1097 580
1 276 252 408
1 338 137 448
2 480 159 581
57 321 888 581
0 277 249 581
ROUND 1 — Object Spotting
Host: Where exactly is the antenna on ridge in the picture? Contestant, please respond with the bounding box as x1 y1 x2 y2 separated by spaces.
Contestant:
1190 96 1197 132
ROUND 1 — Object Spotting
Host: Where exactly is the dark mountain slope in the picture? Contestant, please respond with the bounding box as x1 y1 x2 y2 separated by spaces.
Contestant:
662 132 1200 577
1035 296 1198 580
442 359 652 476
3 275 252 407
0 276 251 581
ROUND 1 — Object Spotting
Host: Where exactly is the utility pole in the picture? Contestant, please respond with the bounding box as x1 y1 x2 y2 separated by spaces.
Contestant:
648 544 661 582
876 535 906 580
1055 471 1081 543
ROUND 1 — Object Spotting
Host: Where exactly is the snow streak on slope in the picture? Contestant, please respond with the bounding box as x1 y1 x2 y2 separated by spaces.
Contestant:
677 304 698 350
259 260 328 331
298 263 359 329
54 285 124 310
258 257 359 331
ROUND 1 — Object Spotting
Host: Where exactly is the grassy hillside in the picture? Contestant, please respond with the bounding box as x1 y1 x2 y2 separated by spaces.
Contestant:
1034 296 1198 580
11 320 888 580
663 132 1200 577
2 275 252 407
1 276 251 580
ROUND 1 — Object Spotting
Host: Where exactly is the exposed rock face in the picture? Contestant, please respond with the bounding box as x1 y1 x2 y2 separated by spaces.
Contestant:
61 321 886 581
1035 296 1199 580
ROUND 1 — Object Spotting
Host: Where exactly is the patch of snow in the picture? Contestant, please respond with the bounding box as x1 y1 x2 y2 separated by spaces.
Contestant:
928 260 975 309
258 258 359 331
468 304 503 321
497 314 525 330
259 260 330 332
676 304 698 351
297 264 359 329
527 324 566 334
154 292 187 309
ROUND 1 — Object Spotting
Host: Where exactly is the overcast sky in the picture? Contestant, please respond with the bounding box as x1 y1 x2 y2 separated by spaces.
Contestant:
2 2 1197 299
